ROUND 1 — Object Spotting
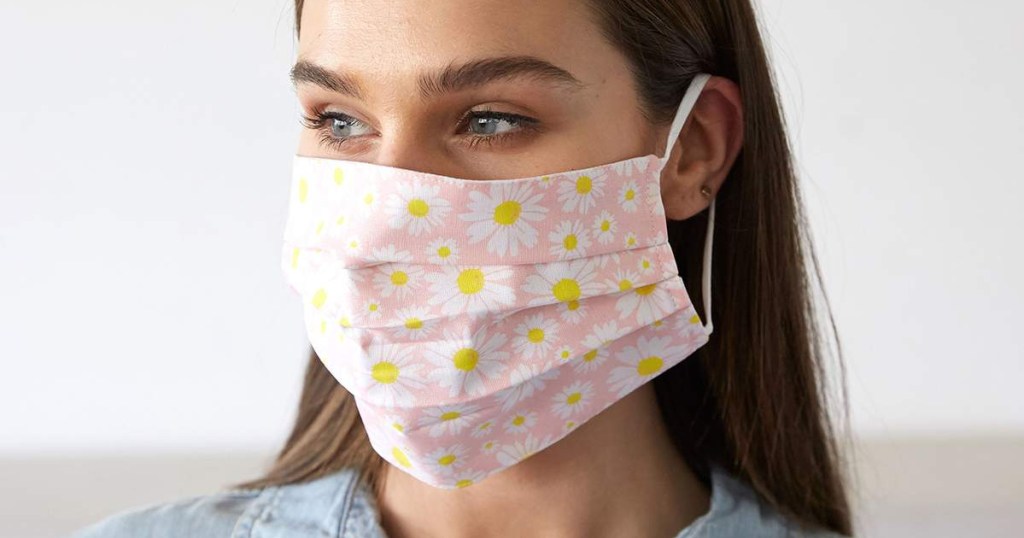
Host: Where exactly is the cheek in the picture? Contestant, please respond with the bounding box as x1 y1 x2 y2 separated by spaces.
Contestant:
296 128 351 159
549 112 651 171
295 129 320 156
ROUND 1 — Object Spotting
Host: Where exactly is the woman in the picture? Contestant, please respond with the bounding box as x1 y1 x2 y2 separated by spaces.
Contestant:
73 0 854 536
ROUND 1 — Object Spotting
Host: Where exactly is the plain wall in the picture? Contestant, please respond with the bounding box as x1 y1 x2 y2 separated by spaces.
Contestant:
1 0 1021 456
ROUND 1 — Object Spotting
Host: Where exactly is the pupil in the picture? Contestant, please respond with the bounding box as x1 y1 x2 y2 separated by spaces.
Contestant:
473 117 498 135
330 118 350 137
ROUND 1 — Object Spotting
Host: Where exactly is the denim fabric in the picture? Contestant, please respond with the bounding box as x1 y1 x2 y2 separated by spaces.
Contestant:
70 463 845 537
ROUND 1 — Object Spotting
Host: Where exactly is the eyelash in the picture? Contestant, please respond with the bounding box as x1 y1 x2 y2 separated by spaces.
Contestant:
298 107 540 151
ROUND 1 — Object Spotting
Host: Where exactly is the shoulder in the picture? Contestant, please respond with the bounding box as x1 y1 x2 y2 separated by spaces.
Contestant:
68 487 263 538
69 467 386 538
675 463 848 538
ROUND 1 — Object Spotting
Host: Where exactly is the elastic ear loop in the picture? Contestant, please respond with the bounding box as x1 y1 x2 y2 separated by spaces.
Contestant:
701 198 715 335
658 73 715 336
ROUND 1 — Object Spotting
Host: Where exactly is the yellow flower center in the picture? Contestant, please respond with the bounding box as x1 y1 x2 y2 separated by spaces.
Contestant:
457 268 485 295
576 175 592 194
552 278 580 302
563 234 578 251
311 288 327 309
372 362 399 384
452 348 479 371
392 447 412 467
635 283 657 296
636 355 664 376
407 198 430 217
493 200 521 225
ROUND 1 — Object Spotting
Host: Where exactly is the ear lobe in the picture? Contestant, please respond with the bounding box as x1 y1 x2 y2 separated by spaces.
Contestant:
660 76 744 221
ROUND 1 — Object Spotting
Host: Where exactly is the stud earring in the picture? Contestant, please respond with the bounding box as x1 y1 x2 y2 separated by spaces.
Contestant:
700 185 712 198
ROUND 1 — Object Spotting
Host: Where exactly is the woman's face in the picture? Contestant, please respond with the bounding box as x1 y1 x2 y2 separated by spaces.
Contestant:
293 0 659 180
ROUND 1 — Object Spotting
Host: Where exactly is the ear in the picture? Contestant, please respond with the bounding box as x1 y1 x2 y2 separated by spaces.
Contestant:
659 76 744 221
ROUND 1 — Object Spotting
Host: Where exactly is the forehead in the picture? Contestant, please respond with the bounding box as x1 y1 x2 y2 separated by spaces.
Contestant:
297 0 616 89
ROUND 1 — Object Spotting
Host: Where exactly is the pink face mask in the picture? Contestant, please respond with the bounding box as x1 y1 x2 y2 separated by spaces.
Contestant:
282 73 715 489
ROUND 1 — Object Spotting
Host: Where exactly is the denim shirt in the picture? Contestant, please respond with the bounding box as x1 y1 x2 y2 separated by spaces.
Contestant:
70 463 844 537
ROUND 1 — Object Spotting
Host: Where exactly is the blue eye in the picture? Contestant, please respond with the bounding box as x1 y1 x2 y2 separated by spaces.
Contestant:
460 109 540 149
327 115 373 138
466 111 524 135
300 111 371 137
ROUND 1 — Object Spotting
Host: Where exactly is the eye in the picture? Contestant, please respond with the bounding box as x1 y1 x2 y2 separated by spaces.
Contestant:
299 110 374 151
465 110 525 135
323 114 372 138
458 109 541 149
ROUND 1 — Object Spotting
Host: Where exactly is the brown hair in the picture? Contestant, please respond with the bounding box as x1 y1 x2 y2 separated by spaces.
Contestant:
235 0 855 535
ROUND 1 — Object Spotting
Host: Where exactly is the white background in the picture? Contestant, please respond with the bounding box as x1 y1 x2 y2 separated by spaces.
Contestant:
1 0 1022 456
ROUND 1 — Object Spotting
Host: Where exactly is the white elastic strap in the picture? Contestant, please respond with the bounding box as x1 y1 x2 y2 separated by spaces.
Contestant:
659 73 712 164
701 198 715 335
659 73 715 335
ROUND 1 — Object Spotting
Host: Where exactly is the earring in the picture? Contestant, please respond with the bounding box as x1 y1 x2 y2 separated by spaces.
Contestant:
700 185 712 198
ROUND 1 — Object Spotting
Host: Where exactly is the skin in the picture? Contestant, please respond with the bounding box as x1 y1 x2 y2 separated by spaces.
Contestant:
294 1 743 536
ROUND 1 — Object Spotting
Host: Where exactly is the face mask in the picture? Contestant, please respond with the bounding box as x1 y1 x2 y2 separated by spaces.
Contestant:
282 73 715 489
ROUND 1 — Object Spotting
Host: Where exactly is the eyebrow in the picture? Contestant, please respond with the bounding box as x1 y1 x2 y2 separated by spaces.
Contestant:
290 55 586 100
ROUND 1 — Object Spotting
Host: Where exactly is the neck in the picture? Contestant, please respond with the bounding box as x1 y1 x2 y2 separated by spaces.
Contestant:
376 383 711 538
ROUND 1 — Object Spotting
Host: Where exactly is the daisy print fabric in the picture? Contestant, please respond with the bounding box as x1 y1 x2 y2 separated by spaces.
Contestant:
282 153 711 489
